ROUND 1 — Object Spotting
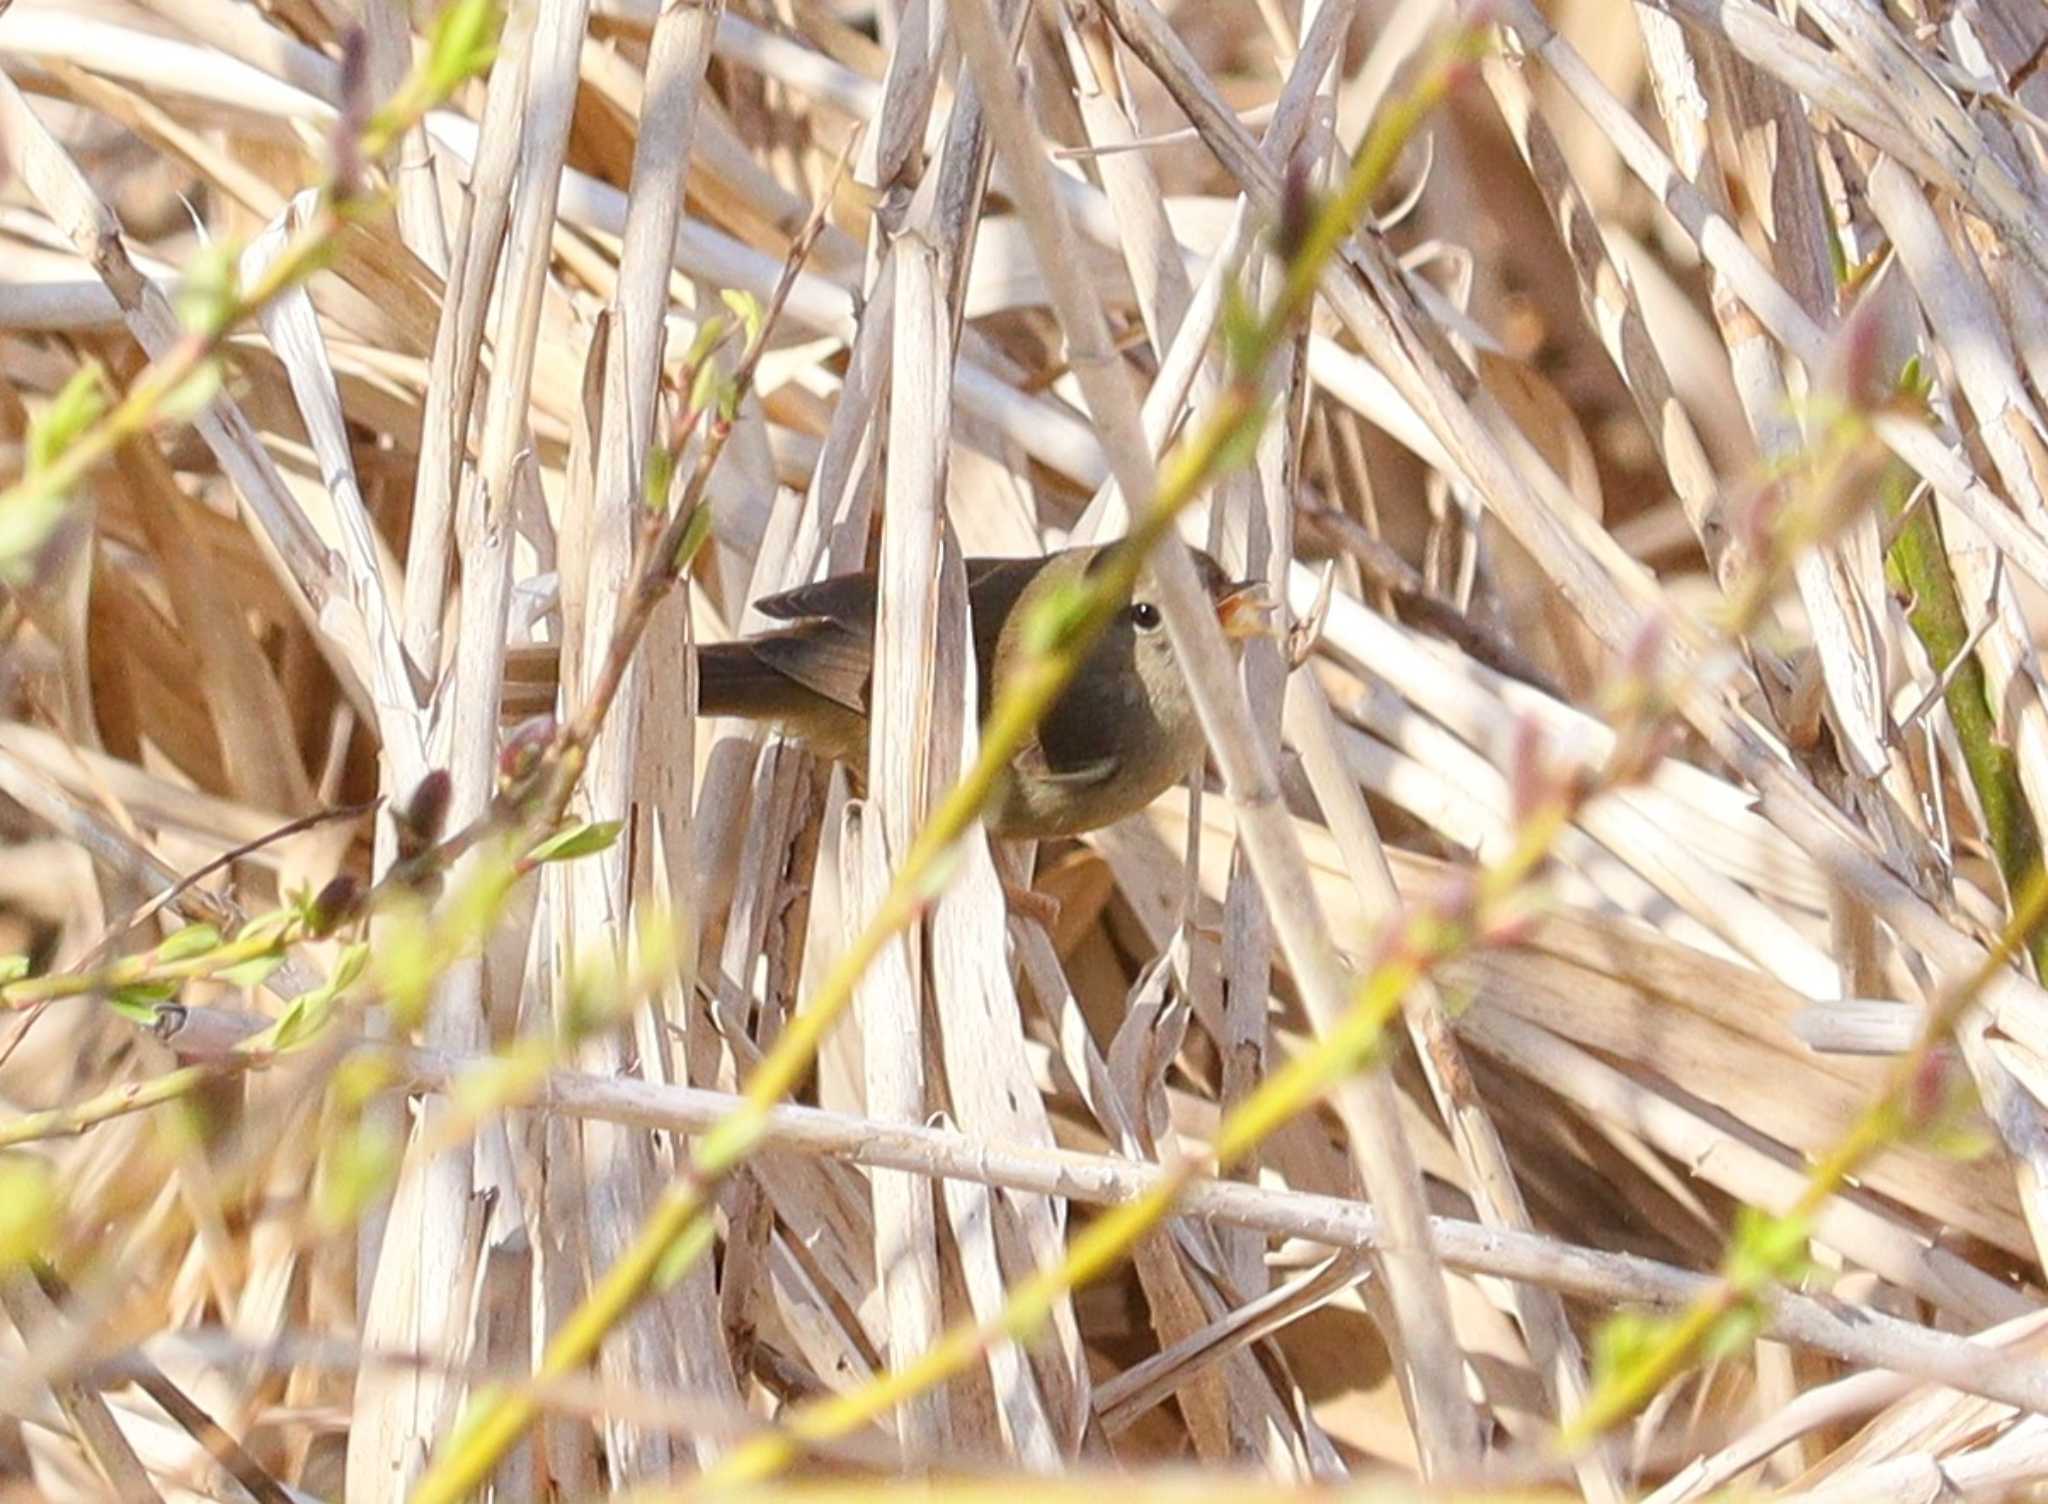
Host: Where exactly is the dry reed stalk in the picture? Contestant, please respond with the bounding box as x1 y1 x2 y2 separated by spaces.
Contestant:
19 0 2048 1495
953 0 1480 1472
138 1006 2048 1418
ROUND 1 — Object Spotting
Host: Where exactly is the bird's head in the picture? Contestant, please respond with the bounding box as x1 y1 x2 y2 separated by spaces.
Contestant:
1079 544 1282 738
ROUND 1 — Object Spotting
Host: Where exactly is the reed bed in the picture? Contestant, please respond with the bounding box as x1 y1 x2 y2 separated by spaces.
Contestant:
4 0 2048 1498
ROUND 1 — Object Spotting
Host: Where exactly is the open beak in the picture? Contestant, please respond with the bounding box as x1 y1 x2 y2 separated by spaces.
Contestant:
1215 580 1281 640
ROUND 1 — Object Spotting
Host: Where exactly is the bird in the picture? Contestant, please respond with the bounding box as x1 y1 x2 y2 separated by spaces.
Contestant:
695 543 1278 839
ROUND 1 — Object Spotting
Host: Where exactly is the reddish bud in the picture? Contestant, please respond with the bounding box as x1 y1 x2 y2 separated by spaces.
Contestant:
1825 287 1889 416
1908 1046 1952 1128
1623 611 1668 685
330 27 370 201
1601 724 1650 792
1477 894 1542 951
308 873 364 937
397 769 452 859
1363 899 1422 975
1558 760 1601 813
1738 478 1784 557
1276 150 1316 264
499 716 556 793
1430 869 1480 928
1507 713 1551 826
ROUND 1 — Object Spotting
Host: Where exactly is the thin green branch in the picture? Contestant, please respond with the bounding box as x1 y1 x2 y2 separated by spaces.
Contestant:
1560 861 2048 1446
407 28 1489 1503
573 805 1570 1484
0 1063 241 1151
1559 375 2048 1448
690 771 1585 1487
0 0 501 579
2 924 295 1010
1883 440 2048 973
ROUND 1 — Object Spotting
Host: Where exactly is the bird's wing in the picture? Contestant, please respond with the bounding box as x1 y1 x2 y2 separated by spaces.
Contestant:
748 621 873 716
751 570 881 625
1013 736 1119 788
756 557 1033 622
746 556 1044 716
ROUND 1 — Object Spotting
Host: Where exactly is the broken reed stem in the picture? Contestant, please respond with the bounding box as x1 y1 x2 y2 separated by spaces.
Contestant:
0 85 833 1039
0 0 499 578
407 35 1483 1503
698 796 1586 1489
35 1004 2048 1416
1559 860 2048 1446
1560 402 2048 1447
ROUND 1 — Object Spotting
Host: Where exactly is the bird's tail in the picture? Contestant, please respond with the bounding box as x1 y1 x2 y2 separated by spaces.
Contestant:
693 641 793 721
501 641 814 723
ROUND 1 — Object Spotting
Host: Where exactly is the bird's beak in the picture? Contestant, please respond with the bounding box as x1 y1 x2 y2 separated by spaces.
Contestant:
1215 581 1281 640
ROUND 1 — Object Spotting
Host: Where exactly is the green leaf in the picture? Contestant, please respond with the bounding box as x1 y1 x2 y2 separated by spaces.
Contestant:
0 1157 57 1268
1897 355 1927 401
1219 274 1262 376
560 947 626 1042
1926 1120 1996 1162
330 941 370 993
331 1049 396 1109
238 904 301 947
425 0 502 96
1824 209 1849 289
688 357 726 419
255 938 371 1051
155 360 225 427
1589 1309 1665 1387
156 923 222 963
444 851 520 955
720 288 764 348
1727 1206 1813 1287
1702 1302 1765 1364
672 501 714 574
108 980 178 1024
454 1042 549 1116
630 906 681 993
642 441 675 513
219 953 284 991
173 243 239 336
376 905 438 1031
265 991 331 1054
29 364 108 473
529 820 623 865
0 485 68 584
683 312 731 371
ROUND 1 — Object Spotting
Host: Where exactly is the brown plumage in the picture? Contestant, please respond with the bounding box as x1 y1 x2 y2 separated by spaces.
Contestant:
696 544 1275 838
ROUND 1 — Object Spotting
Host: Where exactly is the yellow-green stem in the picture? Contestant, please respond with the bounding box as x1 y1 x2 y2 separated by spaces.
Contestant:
407 30 1486 1500
690 750 1576 1490
0 1063 231 1150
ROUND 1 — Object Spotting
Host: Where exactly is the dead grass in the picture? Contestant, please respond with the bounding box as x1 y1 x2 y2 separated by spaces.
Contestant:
5 0 2048 1497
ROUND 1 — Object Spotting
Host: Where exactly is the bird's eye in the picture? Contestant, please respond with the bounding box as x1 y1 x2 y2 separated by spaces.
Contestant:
1128 601 1163 633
